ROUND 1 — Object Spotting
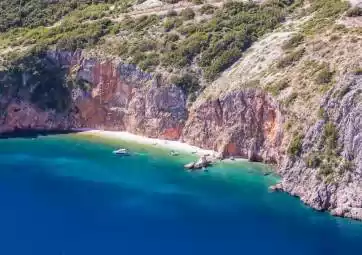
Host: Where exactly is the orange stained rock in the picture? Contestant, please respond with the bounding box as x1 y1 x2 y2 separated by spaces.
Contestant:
162 127 182 140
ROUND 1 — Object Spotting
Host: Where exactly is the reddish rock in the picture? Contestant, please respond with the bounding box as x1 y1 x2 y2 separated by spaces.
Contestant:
182 89 283 163
0 51 282 165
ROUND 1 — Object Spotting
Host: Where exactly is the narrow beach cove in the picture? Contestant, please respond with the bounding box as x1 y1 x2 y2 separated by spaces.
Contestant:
0 132 361 255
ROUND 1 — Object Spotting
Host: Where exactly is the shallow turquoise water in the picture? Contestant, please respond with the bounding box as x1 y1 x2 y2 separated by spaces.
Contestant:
0 134 361 255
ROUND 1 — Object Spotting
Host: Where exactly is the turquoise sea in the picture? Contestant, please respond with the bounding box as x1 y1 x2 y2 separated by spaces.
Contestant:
0 133 361 255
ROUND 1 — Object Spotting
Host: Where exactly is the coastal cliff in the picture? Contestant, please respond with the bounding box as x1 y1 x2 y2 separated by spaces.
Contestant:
276 75 362 220
182 90 283 163
0 51 281 161
1 48 362 221
0 0 361 221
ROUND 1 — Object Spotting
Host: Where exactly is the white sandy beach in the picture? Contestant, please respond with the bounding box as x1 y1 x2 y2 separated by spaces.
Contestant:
78 130 218 157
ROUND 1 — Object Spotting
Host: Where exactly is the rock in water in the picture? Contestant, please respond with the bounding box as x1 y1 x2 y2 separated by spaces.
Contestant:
184 162 195 169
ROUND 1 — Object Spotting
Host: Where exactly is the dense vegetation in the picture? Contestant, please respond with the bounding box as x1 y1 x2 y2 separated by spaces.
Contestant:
0 0 296 77
107 0 296 81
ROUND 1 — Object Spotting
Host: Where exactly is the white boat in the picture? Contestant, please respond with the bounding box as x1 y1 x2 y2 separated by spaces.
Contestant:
170 150 179 156
113 148 130 156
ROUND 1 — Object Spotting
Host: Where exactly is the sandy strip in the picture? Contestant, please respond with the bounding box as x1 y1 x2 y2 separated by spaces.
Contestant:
78 130 218 157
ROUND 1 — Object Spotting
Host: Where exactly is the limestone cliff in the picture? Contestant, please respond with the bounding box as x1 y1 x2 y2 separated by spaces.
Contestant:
276 75 362 220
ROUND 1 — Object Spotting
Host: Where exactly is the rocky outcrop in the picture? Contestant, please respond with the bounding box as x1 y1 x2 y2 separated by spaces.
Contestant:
276 75 362 220
0 50 188 139
182 89 283 163
0 99 81 133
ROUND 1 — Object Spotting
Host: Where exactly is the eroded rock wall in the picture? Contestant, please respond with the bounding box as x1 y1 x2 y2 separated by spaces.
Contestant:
182 89 283 163
0 51 188 139
277 75 362 220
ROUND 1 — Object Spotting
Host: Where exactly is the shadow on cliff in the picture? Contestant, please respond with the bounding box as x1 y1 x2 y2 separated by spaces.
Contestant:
0 129 84 139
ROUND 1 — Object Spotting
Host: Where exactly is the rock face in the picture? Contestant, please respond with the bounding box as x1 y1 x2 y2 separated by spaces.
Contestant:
0 50 281 158
0 99 81 133
277 75 362 220
182 89 283 163
0 50 188 139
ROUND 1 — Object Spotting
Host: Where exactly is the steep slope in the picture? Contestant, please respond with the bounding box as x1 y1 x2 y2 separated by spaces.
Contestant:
276 75 362 220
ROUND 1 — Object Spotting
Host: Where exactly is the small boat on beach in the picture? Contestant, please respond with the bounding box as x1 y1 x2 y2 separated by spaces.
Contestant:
170 150 179 156
113 148 130 156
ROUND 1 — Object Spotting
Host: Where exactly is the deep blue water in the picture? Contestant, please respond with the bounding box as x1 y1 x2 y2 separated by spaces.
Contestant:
0 134 361 255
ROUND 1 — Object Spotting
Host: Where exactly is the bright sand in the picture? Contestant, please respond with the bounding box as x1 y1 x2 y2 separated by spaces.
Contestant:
77 130 218 158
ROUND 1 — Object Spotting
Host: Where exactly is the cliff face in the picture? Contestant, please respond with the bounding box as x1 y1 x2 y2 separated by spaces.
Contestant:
277 75 362 220
0 51 282 162
182 90 283 163
0 51 188 140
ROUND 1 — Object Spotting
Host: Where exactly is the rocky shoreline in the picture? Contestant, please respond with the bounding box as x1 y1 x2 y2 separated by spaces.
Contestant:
1 50 361 221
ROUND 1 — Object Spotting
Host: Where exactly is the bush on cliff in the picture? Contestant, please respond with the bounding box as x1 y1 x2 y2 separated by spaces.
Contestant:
171 73 200 96
288 133 304 156
315 67 334 84
277 48 305 68
199 4 216 15
282 33 304 50
180 8 195 20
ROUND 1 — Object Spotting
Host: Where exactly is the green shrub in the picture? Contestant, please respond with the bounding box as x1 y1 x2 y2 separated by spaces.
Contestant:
354 68 362 75
199 4 216 15
318 107 325 119
200 30 250 68
319 164 334 177
129 39 159 52
192 0 204 4
164 33 179 43
288 133 304 156
323 121 338 152
284 92 298 106
346 7 362 17
0 0 85 32
204 47 242 80
305 152 322 168
177 24 197 36
266 79 289 96
171 73 200 95
138 53 160 71
64 4 110 23
166 9 178 17
282 33 304 50
277 48 305 68
180 8 195 20
133 15 160 31
162 32 208 67
315 67 333 84
339 159 354 174
303 0 349 34
163 17 183 32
